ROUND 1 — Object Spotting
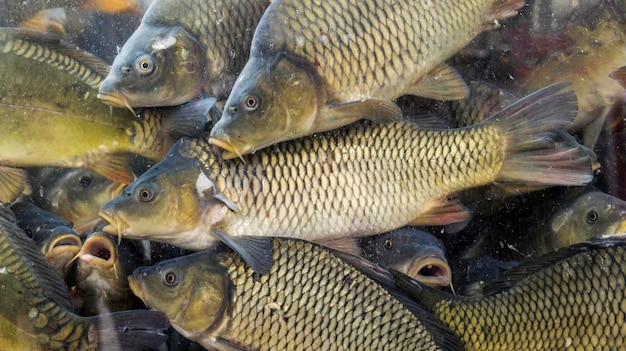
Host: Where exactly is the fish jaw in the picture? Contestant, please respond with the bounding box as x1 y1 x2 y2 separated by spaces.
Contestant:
99 207 131 241
207 135 250 161
404 255 452 289
42 234 82 279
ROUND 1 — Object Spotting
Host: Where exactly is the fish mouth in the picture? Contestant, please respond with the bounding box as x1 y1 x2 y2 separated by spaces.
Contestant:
407 256 452 289
97 90 137 117
128 273 146 304
79 234 117 267
98 210 130 243
44 234 82 274
208 136 249 161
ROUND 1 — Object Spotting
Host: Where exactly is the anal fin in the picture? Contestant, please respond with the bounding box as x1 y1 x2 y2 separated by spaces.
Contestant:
410 195 471 226
408 63 469 101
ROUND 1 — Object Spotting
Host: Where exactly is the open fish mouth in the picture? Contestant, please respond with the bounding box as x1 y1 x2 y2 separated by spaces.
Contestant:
407 256 452 289
77 233 118 280
44 234 82 274
208 136 248 161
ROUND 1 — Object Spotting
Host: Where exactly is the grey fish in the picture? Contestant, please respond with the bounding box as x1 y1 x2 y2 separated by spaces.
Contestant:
128 237 464 351
98 0 270 108
394 235 626 350
0 204 169 350
99 83 593 274
361 227 452 289
210 0 524 159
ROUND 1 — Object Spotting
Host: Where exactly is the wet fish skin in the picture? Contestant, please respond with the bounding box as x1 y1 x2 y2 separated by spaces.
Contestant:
98 0 270 108
100 83 592 269
210 0 524 159
74 231 151 316
394 235 626 350
0 204 169 350
128 237 464 351
361 227 452 289
10 201 82 283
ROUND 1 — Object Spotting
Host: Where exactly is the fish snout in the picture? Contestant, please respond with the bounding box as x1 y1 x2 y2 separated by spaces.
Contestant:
406 256 453 289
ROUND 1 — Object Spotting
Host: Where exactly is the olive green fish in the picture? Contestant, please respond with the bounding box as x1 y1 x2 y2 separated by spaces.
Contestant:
128 237 464 351
98 0 270 109
11 201 82 283
361 227 452 289
393 235 626 350
0 204 169 350
74 231 150 316
210 0 524 159
0 28 211 203
100 83 592 273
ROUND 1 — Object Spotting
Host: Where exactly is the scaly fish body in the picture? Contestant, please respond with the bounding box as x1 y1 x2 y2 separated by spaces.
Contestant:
211 0 523 158
100 84 592 255
395 235 626 350
98 0 270 108
129 237 464 351
0 205 168 350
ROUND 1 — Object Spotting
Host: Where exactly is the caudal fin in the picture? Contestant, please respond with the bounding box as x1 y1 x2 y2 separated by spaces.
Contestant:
488 82 593 186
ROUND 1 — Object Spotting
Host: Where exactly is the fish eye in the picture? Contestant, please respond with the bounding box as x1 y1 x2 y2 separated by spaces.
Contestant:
384 238 393 249
78 175 92 187
586 209 599 223
136 187 154 202
164 271 178 286
135 55 155 75
244 95 259 111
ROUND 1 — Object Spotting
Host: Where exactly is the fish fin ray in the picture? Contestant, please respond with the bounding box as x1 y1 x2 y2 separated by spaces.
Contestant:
610 66 626 89
87 310 170 350
410 195 471 226
0 166 27 203
89 153 136 184
160 97 216 143
489 82 593 185
328 98 402 124
18 9 67 36
315 237 363 256
407 63 469 101
483 0 524 30
211 230 273 274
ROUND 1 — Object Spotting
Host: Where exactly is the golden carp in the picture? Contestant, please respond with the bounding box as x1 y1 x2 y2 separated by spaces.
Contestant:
98 0 270 108
210 0 524 159
128 237 464 351
100 83 592 273
394 235 626 350
0 204 169 350
0 28 211 203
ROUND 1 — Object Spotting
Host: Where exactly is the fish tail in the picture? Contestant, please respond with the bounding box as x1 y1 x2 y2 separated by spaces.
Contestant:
491 82 593 186
484 0 525 30
88 310 170 350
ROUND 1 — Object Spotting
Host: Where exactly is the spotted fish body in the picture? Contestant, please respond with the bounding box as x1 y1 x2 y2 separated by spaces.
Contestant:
129 238 464 351
394 236 626 350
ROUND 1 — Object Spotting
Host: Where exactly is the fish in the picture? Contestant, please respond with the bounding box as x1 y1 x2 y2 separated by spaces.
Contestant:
209 0 524 159
28 168 126 234
0 204 169 350
10 201 82 283
100 82 593 274
74 231 151 316
128 237 464 351
97 0 271 108
0 28 212 203
461 185 626 262
393 235 626 350
360 227 452 289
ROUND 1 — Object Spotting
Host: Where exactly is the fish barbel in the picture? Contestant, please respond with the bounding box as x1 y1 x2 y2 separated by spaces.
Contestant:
210 0 524 158
100 83 592 273
128 237 464 351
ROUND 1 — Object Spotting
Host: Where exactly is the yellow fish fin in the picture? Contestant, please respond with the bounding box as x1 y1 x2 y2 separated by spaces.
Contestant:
328 98 402 124
408 63 469 101
18 8 67 36
315 237 363 256
0 166 27 203
88 153 136 184
410 195 471 226
83 0 142 14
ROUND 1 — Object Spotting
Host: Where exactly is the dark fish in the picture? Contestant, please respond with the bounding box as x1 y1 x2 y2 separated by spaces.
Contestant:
128 237 464 351
99 83 592 273
394 235 626 350
98 0 270 108
0 204 169 350
10 201 82 282
361 227 452 289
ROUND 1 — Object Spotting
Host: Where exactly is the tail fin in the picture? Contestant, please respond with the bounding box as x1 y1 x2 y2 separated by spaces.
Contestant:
90 309 170 351
488 82 593 186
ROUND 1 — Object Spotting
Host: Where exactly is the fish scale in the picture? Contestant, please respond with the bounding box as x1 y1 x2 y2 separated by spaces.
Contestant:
129 238 463 350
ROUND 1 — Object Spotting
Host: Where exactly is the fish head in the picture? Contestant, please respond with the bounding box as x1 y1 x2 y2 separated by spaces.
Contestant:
210 54 319 159
128 250 230 335
98 24 204 108
551 191 626 248
98 153 206 243
75 232 121 295
40 227 82 280
361 228 451 288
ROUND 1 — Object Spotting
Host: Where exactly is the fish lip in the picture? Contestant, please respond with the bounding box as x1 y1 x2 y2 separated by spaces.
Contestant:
96 90 128 108
78 234 118 267
407 256 452 288
208 136 249 161
98 209 130 237
128 273 147 304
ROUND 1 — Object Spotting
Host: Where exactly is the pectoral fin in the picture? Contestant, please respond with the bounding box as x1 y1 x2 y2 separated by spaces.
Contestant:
89 153 135 184
328 98 402 124
315 237 363 256
211 230 273 275
410 195 471 226
408 63 469 101
0 166 27 203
